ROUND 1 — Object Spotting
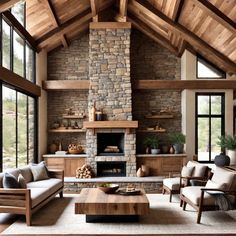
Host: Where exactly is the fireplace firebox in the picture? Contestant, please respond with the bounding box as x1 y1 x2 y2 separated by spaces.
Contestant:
97 133 124 156
97 161 126 177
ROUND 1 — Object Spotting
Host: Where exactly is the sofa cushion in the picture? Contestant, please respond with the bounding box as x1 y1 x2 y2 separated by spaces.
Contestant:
3 173 20 188
27 178 63 190
211 167 235 191
30 163 49 181
5 168 21 179
20 166 33 183
187 161 207 177
30 188 51 208
182 186 215 206
163 177 180 190
18 174 27 189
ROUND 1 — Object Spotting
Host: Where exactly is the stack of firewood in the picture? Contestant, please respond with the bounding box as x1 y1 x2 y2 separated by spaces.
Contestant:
76 164 93 178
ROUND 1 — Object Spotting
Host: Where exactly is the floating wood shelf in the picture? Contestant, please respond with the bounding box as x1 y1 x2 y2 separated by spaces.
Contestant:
137 129 166 133
145 115 174 119
42 80 90 90
62 115 86 119
48 129 86 133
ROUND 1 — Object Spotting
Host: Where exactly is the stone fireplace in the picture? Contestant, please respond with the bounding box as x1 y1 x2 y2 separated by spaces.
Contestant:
97 161 126 177
86 22 137 177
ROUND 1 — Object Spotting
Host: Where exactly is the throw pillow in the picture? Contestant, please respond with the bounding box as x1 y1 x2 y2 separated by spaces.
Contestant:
18 174 27 188
3 172 20 188
205 180 226 191
30 162 49 181
181 166 194 177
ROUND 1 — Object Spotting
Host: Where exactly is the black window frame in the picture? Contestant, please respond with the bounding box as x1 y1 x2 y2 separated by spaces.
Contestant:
196 55 226 79
0 5 37 171
195 93 225 163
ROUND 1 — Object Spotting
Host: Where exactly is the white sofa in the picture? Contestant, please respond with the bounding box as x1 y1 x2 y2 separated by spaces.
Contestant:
0 165 64 226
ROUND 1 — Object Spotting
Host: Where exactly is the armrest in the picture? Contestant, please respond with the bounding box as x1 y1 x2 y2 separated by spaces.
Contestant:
0 188 30 194
201 188 236 195
48 169 64 181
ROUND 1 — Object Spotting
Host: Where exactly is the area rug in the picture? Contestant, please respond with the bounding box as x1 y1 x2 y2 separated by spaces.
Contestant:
1 194 236 236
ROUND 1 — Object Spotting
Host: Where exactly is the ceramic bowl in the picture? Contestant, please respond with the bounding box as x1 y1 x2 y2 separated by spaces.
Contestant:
98 183 119 194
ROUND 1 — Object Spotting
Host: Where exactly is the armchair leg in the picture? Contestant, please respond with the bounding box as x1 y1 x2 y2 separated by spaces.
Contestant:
197 208 202 224
180 198 183 207
183 201 187 210
59 191 63 198
162 187 165 194
169 192 172 202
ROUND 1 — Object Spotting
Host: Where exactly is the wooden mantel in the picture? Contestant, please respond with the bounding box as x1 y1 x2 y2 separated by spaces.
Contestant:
83 121 138 134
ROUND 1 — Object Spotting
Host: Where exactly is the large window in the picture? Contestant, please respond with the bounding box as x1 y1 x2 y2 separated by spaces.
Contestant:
0 2 37 171
196 93 225 162
2 86 36 170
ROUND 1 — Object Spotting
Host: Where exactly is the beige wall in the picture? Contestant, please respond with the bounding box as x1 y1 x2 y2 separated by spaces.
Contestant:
36 50 47 161
181 50 234 160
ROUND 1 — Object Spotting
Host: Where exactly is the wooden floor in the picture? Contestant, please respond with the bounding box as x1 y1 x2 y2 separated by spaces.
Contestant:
0 213 17 233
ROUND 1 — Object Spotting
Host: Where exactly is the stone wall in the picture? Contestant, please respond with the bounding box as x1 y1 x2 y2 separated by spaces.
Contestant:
131 30 182 154
87 25 136 177
88 28 132 120
47 35 89 152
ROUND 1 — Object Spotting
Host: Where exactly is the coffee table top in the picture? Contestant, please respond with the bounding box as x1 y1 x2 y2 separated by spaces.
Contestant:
75 188 150 215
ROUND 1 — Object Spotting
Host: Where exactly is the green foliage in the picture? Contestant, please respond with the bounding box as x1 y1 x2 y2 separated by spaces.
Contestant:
143 136 159 149
169 132 186 144
217 135 236 150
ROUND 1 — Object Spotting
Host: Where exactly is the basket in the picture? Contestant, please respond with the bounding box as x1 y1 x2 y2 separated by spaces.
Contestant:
68 144 83 154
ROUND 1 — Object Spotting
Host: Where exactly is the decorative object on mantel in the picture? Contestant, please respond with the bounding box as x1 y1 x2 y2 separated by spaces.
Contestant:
89 102 96 121
68 143 83 154
76 164 93 178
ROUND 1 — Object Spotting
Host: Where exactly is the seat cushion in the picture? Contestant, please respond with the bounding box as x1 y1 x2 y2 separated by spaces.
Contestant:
211 167 235 191
182 186 215 206
30 188 52 208
163 177 180 190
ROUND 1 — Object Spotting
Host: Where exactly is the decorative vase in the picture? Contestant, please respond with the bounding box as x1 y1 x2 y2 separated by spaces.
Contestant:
145 147 150 154
169 146 175 154
173 144 184 154
137 167 145 177
227 150 236 165
214 153 230 167
162 145 169 154
49 143 58 154
151 149 160 154
141 165 149 176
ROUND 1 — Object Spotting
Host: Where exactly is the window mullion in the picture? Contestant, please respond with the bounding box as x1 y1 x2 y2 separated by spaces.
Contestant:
209 96 211 162
15 91 18 168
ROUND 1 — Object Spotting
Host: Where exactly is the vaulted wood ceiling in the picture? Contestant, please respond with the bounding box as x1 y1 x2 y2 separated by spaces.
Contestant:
1 0 236 74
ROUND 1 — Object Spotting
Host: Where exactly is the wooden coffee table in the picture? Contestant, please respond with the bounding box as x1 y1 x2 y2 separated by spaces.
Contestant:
75 188 150 222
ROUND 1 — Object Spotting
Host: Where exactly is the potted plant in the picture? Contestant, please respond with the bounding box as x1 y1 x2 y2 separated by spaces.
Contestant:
217 134 236 165
169 132 186 154
143 136 160 154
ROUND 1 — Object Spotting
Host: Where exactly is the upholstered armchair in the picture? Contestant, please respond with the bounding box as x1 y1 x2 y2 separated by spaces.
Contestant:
180 167 236 224
162 161 210 202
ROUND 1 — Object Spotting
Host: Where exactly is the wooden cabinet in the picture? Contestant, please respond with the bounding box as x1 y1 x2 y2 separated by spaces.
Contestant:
64 158 86 177
43 155 86 177
136 154 187 176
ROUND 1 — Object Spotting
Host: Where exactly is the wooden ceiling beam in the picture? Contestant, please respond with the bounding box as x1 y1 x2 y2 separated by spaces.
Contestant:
0 0 20 13
41 0 68 48
131 0 236 75
116 0 128 22
127 14 179 56
90 0 98 22
2 11 38 51
36 9 92 48
191 0 236 33
173 0 185 22
133 80 236 90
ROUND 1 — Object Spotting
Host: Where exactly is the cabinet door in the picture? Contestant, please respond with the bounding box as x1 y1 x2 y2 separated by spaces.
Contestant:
64 158 85 177
160 157 183 176
137 157 160 176
44 158 64 170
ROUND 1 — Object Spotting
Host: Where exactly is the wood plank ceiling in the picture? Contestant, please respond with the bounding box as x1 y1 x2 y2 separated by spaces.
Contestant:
1 0 235 74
